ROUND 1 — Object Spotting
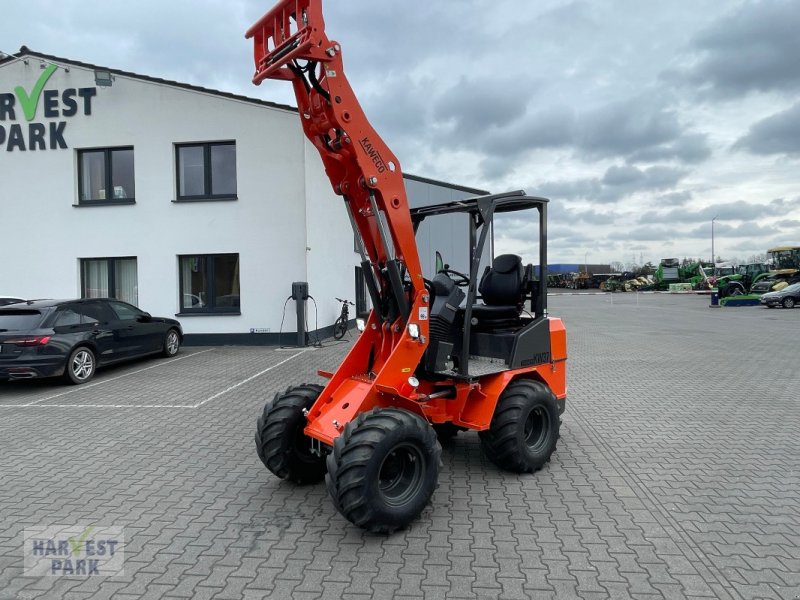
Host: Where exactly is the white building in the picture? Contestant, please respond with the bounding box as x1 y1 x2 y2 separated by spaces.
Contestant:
0 48 487 344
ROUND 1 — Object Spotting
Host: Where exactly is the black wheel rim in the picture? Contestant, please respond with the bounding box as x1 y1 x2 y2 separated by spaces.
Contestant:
524 406 550 452
378 443 425 507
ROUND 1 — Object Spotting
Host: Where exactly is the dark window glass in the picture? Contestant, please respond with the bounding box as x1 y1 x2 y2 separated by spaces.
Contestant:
179 254 240 313
79 150 105 201
108 301 141 321
0 310 43 331
54 309 82 327
211 144 237 196
78 147 135 203
81 258 138 305
178 146 205 197
76 302 112 324
176 142 237 200
111 149 135 199
214 254 241 308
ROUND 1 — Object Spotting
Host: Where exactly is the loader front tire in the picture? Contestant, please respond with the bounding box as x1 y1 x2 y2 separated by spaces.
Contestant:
255 384 326 484
480 379 560 473
326 408 441 533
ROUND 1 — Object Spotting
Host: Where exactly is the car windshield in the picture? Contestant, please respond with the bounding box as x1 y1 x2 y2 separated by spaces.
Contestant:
784 283 800 293
0 310 43 331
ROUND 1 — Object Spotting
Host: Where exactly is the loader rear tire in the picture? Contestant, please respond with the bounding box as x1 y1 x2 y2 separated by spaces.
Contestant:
480 379 560 473
255 384 326 484
325 408 441 533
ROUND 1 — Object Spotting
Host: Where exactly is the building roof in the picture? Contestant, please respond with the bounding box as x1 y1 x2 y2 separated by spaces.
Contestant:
0 46 490 197
0 46 298 113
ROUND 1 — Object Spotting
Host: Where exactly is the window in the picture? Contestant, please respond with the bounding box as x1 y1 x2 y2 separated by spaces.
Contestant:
54 309 82 327
51 303 111 327
0 310 44 331
78 147 135 204
108 300 143 321
176 142 237 201
179 254 240 313
81 258 138 305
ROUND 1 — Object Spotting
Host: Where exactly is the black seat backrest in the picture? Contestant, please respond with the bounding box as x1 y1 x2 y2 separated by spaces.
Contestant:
478 254 523 306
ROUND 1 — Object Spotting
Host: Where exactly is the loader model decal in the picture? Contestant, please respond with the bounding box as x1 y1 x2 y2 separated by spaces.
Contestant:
359 136 388 174
521 352 551 367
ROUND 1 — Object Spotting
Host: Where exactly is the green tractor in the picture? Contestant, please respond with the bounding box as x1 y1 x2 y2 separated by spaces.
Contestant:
716 263 770 298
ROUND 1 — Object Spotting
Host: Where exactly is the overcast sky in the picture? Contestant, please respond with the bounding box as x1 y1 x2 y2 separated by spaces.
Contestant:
2 0 799 266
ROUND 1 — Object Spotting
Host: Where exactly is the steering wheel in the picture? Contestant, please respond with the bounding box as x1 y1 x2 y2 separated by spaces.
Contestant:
439 268 470 287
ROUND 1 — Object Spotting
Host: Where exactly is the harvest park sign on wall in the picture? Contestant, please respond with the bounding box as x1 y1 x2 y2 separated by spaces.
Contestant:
0 65 97 151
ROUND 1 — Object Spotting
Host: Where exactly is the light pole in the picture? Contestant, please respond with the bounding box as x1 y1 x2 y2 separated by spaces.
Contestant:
584 251 588 274
711 215 718 267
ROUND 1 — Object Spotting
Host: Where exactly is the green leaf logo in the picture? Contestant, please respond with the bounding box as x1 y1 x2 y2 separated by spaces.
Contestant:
14 64 58 121
68 526 94 557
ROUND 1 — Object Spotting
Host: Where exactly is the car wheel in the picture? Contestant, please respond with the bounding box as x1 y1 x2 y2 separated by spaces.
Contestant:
65 346 96 385
162 329 181 357
782 297 796 309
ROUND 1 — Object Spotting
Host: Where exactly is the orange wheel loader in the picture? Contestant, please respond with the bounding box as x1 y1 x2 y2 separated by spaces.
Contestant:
246 0 567 533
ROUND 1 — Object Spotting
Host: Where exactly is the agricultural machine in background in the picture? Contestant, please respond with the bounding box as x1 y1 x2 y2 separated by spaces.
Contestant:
748 246 800 294
602 273 653 292
247 0 567 532
715 263 770 298
651 258 714 291
717 247 800 300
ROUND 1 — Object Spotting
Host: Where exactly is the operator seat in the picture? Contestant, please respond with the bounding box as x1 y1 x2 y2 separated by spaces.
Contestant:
471 254 526 323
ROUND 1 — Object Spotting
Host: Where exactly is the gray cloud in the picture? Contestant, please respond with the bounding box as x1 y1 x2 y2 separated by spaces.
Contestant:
432 90 708 179
734 102 800 156
776 219 800 229
688 222 780 239
539 165 688 204
655 191 694 206
577 96 682 158
639 197 800 225
615 226 680 242
627 133 712 164
668 0 800 98
432 76 533 131
495 204 620 247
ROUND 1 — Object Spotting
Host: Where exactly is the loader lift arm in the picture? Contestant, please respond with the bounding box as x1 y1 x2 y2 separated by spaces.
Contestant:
246 0 422 326
246 0 430 445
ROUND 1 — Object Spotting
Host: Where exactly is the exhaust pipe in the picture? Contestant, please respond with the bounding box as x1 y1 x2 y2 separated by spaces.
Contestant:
8 370 37 380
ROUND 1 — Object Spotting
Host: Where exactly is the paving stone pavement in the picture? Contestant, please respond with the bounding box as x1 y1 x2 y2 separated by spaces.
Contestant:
0 293 798 599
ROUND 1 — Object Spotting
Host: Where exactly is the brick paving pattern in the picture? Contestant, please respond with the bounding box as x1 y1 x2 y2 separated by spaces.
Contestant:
0 293 798 599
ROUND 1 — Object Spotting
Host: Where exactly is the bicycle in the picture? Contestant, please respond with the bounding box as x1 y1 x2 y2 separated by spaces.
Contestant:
333 298 355 340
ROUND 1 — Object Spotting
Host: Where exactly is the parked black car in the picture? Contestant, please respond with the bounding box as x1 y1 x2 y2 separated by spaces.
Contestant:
0 297 25 307
0 299 183 384
760 283 800 309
